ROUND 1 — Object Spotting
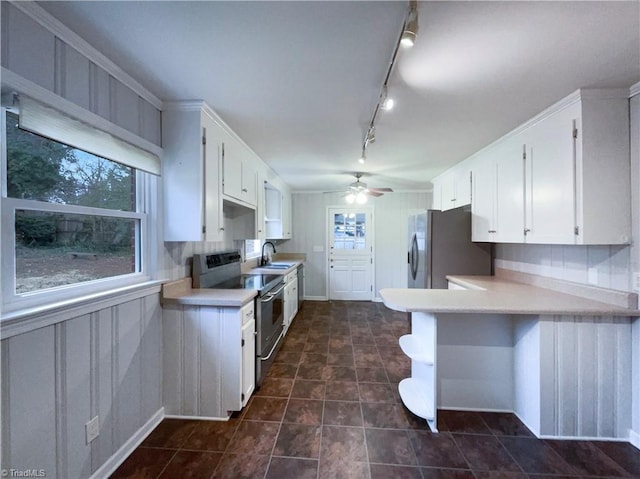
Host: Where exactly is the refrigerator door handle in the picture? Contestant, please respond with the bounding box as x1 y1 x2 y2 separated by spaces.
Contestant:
410 233 419 280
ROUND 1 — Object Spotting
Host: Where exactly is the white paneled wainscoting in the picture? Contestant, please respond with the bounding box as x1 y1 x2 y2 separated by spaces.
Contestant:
0 287 163 479
514 315 632 440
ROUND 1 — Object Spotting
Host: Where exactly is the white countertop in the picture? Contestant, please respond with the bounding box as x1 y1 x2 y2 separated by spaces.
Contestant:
380 274 640 317
161 278 257 307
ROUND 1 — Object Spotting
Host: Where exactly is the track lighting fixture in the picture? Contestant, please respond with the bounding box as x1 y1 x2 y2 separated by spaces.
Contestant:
401 1 419 48
357 0 418 165
380 86 394 111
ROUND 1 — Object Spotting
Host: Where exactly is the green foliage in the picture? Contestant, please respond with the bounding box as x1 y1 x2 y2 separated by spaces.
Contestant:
5 110 137 249
15 214 57 245
6 112 74 202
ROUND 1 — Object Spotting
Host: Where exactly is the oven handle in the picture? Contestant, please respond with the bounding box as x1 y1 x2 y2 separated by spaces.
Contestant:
260 330 284 361
260 283 286 302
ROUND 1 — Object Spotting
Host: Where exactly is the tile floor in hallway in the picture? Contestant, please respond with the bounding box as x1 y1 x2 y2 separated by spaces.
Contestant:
111 301 640 479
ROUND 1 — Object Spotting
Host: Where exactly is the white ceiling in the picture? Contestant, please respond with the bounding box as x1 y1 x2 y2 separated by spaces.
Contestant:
39 1 640 193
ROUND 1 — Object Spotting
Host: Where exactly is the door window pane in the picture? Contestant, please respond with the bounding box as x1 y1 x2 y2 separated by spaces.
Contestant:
333 212 366 250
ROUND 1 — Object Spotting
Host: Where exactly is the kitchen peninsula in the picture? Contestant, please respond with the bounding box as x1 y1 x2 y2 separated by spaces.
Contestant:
380 269 640 440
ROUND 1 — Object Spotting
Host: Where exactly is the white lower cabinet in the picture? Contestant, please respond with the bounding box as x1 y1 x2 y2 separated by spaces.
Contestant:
163 300 256 418
398 312 437 432
240 306 256 408
283 270 299 334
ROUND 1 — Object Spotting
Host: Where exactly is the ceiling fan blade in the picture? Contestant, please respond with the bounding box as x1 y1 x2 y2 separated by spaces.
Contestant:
366 190 384 197
369 187 393 192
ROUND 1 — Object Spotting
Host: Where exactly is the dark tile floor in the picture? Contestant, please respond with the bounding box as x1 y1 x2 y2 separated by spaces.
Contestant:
111 301 640 479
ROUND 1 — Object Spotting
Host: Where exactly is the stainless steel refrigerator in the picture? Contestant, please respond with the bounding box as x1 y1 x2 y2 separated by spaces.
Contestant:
408 205 492 289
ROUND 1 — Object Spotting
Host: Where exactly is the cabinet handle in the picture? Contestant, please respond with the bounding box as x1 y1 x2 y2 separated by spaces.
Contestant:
242 188 248 192
524 228 531 235
220 227 225 231
451 198 456 202
488 230 496 233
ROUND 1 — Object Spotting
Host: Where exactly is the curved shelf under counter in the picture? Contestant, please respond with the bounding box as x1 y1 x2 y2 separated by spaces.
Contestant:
398 378 435 424
399 334 434 364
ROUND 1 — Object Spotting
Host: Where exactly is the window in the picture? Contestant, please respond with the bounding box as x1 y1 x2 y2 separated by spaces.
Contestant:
2 108 149 311
332 212 367 250
244 239 261 260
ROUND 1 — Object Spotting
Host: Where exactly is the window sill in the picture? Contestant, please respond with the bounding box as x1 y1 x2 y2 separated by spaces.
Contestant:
1 279 166 339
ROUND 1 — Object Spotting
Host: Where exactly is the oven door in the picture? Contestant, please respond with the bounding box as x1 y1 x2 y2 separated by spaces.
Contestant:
256 281 285 385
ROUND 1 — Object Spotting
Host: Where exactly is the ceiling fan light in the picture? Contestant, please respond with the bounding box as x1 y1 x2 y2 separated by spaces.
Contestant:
358 156 365 164
356 192 367 204
345 192 356 204
381 97 395 110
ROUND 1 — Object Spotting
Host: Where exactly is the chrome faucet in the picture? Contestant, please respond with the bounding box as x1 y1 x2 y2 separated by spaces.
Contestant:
261 241 277 266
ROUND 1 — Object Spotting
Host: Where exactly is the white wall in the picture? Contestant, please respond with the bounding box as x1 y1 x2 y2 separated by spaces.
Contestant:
279 191 430 299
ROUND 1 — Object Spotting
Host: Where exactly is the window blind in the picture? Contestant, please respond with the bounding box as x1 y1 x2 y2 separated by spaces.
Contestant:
18 95 161 175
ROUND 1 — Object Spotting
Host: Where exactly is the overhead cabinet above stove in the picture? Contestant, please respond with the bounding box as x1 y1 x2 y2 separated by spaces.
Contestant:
162 101 292 242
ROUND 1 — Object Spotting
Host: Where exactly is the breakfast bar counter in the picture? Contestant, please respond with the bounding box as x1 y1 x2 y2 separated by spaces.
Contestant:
379 269 639 440
380 273 639 316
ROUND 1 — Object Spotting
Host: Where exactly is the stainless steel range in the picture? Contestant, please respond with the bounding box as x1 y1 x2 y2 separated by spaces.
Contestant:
192 251 285 386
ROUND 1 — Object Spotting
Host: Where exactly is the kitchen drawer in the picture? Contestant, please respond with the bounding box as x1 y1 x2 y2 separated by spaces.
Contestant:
241 301 254 325
285 269 298 284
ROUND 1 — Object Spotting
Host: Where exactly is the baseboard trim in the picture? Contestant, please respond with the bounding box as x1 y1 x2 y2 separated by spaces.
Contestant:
89 407 164 479
304 296 328 301
164 414 229 421
629 428 640 450
538 434 630 442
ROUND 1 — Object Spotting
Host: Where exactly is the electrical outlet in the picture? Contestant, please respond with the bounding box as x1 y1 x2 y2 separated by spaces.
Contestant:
86 415 99 444
633 273 640 292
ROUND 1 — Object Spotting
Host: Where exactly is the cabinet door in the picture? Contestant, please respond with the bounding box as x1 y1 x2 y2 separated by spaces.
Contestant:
283 282 294 328
241 318 255 407
453 166 472 208
431 179 442 210
471 158 496 242
525 103 579 244
282 190 292 239
291 277 299 318
494 136 525 243
222 134 244 201
439 170 456 211
241 160 257 206
255 174 266 240
202 112 224 242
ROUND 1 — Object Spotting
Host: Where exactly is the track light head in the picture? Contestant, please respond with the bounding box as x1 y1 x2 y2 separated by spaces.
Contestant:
401 3 419 48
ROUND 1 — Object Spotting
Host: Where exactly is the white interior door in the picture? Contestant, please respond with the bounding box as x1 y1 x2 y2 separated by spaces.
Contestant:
328 207 373 301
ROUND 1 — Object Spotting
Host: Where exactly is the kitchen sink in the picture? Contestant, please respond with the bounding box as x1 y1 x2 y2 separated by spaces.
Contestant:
260 263 293 269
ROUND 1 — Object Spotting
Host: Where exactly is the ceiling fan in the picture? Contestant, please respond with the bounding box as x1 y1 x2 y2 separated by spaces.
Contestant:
343 173 393 203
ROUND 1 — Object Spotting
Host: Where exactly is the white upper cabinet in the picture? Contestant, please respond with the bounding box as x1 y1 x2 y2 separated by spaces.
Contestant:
163 102 223 242
523 102 580 243
472 134 526 242
282 189 293 239
470 89 630 245
432 162 472 211
222 132 258 207
264 182 292 239
524 91 630 244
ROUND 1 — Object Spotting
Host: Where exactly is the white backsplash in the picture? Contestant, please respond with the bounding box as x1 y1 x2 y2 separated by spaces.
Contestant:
495 244 632 292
